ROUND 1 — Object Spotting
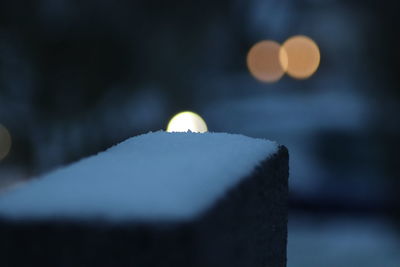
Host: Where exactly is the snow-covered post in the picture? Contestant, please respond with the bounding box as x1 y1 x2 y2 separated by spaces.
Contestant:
0 131 288 267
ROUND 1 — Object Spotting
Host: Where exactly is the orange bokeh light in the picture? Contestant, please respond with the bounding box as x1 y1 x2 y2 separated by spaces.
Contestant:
281 35 320 79
247 40 288 83
0 124 11 161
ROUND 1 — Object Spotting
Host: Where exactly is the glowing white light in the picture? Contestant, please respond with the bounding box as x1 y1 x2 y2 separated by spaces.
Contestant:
166 111 208 133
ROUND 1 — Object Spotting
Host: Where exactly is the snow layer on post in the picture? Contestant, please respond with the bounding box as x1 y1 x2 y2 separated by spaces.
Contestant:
0 131 277 221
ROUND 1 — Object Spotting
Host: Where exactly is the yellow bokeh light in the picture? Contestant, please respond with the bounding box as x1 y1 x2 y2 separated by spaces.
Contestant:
0 124 12 161
247 40 288 83
166 111 208 133
281 35 320 79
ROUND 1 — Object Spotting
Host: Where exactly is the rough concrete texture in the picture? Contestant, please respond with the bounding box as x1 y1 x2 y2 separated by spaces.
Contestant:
0 146 288 267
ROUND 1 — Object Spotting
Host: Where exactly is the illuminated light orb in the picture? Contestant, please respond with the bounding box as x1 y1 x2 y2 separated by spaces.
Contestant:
166 111 208 133
247 40 288 83
281 35 320 79
0 124 12 161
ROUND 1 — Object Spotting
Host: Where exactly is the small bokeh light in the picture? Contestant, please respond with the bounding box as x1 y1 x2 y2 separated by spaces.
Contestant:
281 35 320 79
0 124 12 161
247 40 288 83
166 111 208 133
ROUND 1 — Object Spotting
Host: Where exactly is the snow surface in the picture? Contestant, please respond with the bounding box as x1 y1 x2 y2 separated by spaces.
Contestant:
0 131 278 221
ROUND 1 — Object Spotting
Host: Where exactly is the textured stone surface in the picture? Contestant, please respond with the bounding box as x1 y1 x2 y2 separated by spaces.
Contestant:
0 146 288 267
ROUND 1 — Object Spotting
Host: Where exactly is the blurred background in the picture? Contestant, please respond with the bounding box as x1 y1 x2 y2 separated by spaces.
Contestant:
0 0 399 265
